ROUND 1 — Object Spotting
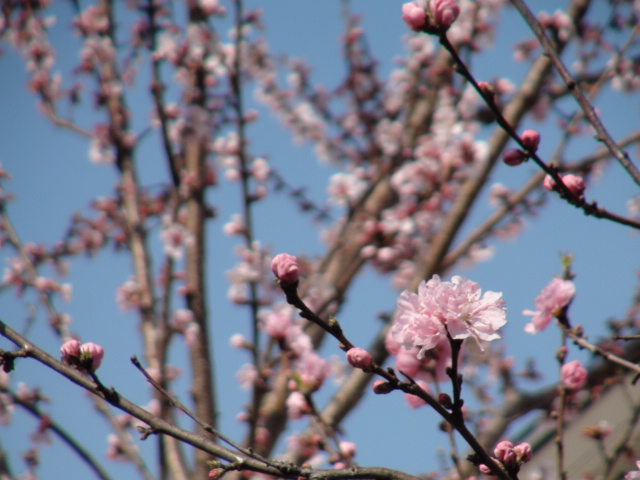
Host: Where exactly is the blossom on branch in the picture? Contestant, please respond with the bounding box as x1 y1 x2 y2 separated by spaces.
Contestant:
391 275 506 357
561 359 587 390
543 173 586 197
429 0 460 29
271 253 300 284
346 347 372 369
401 2 428 31
523 277 575 334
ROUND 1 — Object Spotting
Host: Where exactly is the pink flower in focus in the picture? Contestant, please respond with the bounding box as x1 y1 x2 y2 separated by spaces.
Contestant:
391 275 506 357
80 342 104 372
494 440 516 466
521 129 541 152
60 339 81 364
561 360 587 390
429 0 460 28
271 253 300 284
346 347 372 369
502 148 527 166
401 2 428 31
543 173 586 197
514 442 532 464
404 380 430 408
523 277 575 334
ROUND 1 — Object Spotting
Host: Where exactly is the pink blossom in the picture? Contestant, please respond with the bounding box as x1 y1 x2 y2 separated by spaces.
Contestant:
236 363 258 390
286 391 310 420
523 277 575 334
544 173 586 197
429 0 460 29
494 441 517 466
294 352 329 391
262 310 293 340
625 461 640 480
229 333 249 349
60 339 81 364
271 253 300 283
346 348 372 369
521 129 541 152
160 220 194 260
561 359 587 390
391 275 506 357
80 342 104 371
404 380 430 408
401 2 428 31
502 148 527 166
339 441 357 458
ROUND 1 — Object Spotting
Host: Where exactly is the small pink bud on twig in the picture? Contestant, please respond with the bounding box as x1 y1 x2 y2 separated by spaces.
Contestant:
60 339 81 364
80 342 105 372
346 347 372 369
544 173 586 197
271 253 300 283
521 129 541 152
429 0 460 29
502 148 527 166
372 380 393 394
561 359 587 390
401 2 428 31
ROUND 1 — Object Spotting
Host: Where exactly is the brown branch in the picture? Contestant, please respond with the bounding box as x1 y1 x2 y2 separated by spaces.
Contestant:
509 0 640 187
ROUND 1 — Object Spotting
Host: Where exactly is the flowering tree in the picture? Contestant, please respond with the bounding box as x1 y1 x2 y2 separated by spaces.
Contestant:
1 1 640 480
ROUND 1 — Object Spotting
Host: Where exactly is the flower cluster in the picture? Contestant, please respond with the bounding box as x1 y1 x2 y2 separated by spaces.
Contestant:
479 440 532 475
60 339 105 373
391 275 506 358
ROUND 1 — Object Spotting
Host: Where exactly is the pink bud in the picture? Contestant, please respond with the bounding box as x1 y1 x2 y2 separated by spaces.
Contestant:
271 253 300 283
521 129 541 152
429 0 460 29
514 442 532 464
80 342 105 372
561 359 587 390
339 441 357 458
543 174 586 197
372 380 393 394
502 148 527 166
562 174 586 197
401 2 428 31
494 440 516 466
60 339 81 364
346 347 373 369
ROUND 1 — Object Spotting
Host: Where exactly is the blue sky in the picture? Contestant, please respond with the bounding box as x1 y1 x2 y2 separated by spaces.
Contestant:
1 1 639 478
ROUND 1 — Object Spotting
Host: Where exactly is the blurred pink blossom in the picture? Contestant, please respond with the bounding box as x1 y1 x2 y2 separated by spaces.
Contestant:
430 0 460 29
286 391 310 420
561 359 587 390
404 380 431 408
523 277 575 334
401 2 428 31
